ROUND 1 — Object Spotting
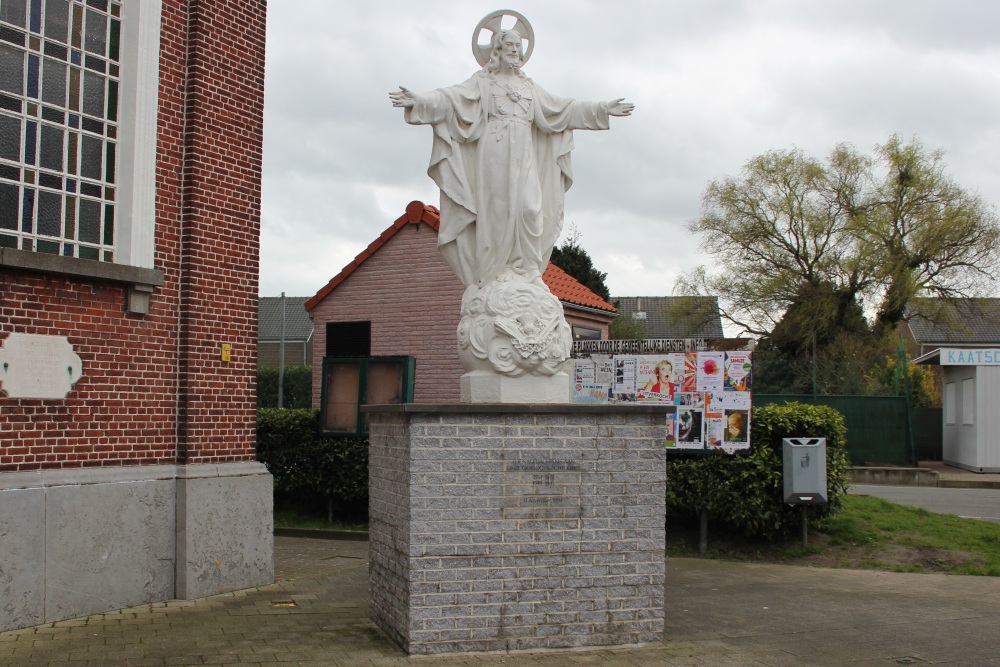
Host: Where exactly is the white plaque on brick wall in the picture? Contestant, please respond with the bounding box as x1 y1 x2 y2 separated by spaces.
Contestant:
0 334 84 399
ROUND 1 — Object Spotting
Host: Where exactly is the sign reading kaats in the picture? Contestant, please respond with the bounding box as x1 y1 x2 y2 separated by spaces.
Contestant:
572 339 753 453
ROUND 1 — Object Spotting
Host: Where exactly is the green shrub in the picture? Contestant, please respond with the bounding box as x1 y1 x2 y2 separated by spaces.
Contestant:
256 408 368 521
666 401 850 540
257 366 313 409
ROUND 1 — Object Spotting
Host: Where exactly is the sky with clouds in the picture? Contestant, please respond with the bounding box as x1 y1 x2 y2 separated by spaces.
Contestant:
260 0 1000 302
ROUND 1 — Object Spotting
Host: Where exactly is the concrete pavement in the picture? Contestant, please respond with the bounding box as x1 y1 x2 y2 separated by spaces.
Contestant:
3 535 1000 666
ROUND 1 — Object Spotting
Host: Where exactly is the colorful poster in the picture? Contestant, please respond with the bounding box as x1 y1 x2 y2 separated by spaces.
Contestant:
636 355 676 402
675 407 704 448
722 409 750 449
680 352 698 392
697 352 725 392
664 410 677 448
725 352 752 391
574 382 611 404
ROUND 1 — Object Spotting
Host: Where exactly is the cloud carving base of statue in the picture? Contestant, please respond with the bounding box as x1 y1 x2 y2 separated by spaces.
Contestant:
458 271 572 403
391 10 632 403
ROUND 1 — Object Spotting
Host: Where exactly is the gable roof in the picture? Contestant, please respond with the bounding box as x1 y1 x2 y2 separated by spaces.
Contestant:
258 296 313 341
542 263 616 313
305 200 616 315
305 201 441 312
905 298 1000 345
610 296 725 339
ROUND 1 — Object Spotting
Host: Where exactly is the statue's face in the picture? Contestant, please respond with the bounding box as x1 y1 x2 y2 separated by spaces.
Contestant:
498 31 522 66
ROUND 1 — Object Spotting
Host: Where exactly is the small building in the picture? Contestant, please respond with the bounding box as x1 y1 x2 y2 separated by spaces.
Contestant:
258 296 314 368
610 296 724 339
910 298 1000 473
305 201 616 431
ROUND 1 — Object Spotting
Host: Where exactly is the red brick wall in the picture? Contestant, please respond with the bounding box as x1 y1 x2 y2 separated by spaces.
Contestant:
310 222 466 405
0 0 267 471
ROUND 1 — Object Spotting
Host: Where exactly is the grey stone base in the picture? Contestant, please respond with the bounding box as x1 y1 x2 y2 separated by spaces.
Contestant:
0 462 273 632
366 404 667 655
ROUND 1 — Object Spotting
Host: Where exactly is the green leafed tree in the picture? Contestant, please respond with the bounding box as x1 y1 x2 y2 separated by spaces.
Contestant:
549 224 611 302
679 135 1000 340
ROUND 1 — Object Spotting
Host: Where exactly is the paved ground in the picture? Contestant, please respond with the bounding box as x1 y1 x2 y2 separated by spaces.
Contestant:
3 536 1000 667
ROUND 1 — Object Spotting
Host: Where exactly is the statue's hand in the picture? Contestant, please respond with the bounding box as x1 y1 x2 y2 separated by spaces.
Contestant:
607 98 634 117
390 86 416 108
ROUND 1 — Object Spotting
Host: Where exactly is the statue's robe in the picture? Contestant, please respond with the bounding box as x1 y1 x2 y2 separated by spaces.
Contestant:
404 71 609 288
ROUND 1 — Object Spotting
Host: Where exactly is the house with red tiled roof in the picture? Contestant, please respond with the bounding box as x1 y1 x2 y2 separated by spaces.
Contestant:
306 201 616 420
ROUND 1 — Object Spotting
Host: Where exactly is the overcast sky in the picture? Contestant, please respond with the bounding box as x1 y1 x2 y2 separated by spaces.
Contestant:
260 1 1000 302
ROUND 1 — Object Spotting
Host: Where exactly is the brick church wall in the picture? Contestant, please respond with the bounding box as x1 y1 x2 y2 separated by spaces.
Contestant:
0 0 267 470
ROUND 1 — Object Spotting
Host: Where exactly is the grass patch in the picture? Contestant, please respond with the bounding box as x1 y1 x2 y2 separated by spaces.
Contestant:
667 495 1000 576
273 509 367 532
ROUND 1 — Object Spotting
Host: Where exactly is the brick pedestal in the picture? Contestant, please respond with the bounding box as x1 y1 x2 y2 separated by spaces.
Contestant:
366 404 667 655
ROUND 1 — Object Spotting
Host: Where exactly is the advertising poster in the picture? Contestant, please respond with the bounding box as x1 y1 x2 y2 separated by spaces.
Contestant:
664 410 677 448
697 352 725 392
680 352 698 392
574 357 596 384
574 382 611 404
675 407 704 448
725 352 752 391
612 356 638 401
704 391 725 448
723 409 750 447
636 355 676 402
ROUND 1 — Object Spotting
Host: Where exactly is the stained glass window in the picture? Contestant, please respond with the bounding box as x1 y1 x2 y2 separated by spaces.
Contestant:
0 0 120 260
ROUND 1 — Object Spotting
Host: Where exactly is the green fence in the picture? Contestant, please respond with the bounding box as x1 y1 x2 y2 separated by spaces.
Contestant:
754 394 914 466
913 408 943 461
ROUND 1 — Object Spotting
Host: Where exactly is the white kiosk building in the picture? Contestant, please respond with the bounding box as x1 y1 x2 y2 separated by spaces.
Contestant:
906 298 1000 473
915 347 1000 473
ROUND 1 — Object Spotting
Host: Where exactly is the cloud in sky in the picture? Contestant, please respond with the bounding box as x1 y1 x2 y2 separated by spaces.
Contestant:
260 1 1000 302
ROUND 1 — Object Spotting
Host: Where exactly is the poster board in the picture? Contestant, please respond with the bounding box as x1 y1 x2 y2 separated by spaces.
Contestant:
572 339 753 453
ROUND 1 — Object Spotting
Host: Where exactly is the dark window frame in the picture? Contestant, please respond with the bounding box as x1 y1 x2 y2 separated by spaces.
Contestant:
320 355 415 436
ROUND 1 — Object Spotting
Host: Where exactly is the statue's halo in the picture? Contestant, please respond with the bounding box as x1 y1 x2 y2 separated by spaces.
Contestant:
472 9 534 68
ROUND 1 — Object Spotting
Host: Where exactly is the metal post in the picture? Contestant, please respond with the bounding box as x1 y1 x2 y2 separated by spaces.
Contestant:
801 506 809 548
812 331 817 398
278 292 286 409
699 507 708 554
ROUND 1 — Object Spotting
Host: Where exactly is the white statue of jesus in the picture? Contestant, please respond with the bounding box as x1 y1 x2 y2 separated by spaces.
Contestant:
390 19 633 289
390 11 633 402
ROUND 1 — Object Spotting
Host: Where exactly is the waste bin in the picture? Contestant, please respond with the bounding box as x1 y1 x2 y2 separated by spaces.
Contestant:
782 437 827 505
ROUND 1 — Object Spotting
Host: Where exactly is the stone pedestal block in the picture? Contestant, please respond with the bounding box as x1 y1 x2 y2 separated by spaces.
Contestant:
460 371 571 404
366 404 667 655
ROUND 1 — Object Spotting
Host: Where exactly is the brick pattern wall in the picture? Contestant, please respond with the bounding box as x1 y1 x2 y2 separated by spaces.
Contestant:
367 411 412 648
310 222 466 405
0 0 267 470
175 0 265 463
368 408 667 655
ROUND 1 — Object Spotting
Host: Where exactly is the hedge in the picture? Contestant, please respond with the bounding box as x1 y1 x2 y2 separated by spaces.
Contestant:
665 401 850 540
256 408 367 519
257 365 312 409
